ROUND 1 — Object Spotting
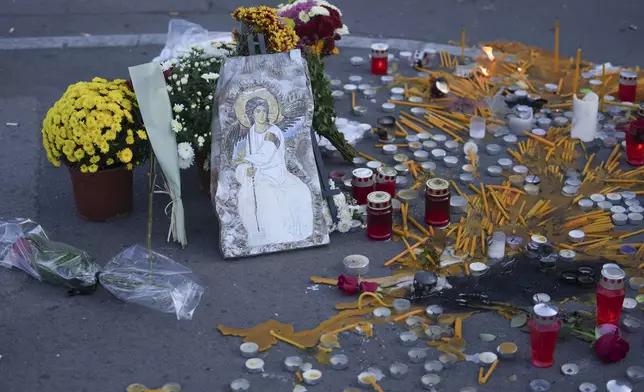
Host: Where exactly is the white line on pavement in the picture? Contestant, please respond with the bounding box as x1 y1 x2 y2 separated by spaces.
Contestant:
0 32 482 58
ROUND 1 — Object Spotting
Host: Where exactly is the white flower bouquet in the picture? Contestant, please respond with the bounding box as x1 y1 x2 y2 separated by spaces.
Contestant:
163 42 236 169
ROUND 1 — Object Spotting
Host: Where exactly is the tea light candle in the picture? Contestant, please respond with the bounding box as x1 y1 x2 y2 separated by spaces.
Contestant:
245 358 265 373
343 84 357 92
479 352 498 364
230 378 251 392
611 206 627 214
568 230 585 243
330 79 342 87
459 173 474 184
432 134 447 144
417 133 431 141
381 102 396 113
389 363 409 379
423 140 438 150
525 184 540 196
606 192 622 204
393 298 412 314
373 306 392 318
302 369 323 385
350 56 365 66
498 158 513 170
421 374 441 389
342 254 370 276
284 356 303 372
438 353 458 368
400 331 419 346
622 297 637 313
414 150 429 162
443 155 459 167
353 105 367 116
331 90 344 100
349 75 363 83
533 293 551 304
330 354 349 370
358 83 371 92
381 75 394 85
487 165 502 177
240 342 259 358
408 348 427 363
382 144 398 155
421 162 436 172
590 194 606 204
598 201 613 211
485 143 501 156
431 149 447 160
363 89 376 99
411 107 425 116
405 315 424 329
425 305 443 321
390 87 405 96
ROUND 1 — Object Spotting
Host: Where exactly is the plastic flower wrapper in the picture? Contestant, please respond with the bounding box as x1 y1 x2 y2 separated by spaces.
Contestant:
0 218 100 294
99 244 204 320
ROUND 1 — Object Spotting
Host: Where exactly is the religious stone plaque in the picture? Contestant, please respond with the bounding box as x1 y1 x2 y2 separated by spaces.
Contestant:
211 50 330 258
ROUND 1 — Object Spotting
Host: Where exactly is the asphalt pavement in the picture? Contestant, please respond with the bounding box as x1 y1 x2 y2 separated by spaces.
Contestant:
1 1 644 391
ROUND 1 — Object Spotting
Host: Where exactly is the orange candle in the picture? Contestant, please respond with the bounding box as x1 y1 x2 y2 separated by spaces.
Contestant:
554 18 560 72
572 47 582 95
460 26 466 63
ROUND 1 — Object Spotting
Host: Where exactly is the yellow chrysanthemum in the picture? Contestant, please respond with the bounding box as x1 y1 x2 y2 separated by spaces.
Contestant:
136 130 147 140
117 148 133 163
126 163 133 170
41 78 149 171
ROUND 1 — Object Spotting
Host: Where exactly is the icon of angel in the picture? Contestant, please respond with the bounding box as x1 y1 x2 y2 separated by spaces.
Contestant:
227 86 314 247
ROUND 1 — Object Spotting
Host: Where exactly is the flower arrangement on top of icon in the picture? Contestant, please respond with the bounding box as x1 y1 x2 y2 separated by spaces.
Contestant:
277 0 348 57
42 78 149 173
232 6 299 56
162 42 236 169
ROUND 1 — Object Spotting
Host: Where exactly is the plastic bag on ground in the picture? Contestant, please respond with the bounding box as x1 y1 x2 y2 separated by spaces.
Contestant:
0 218 100 294
153 19 233 63
99 244 204 320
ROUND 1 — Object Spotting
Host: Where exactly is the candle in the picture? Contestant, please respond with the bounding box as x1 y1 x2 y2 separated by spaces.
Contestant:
424 178 451 228
351 168 374 205
366 191 393 241
554 18 560 72
529 304 561 368
375 166 397 197
600 63 606 112
626 120 644 166
460 26 466 63
596 268 626 326
619 70 638 102
573 47 582 95
370 43 388 75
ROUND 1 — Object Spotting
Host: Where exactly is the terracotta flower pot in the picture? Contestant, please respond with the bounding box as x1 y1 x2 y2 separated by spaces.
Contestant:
195 151 211 194
68 166 133 221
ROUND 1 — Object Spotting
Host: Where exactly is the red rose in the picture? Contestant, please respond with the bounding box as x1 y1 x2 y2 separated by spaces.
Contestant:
359 281 379 293
595 331 630 363
337 274 359 295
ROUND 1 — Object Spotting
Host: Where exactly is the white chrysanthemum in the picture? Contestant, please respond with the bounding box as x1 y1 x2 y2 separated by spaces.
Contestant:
171 119 183 133
298 10 310 23
207 94 213 101
337 221 352 233
180 76 189 85
166 85 173 93
177 142 195 160
335 24 349 35
178 156 194 169
190 44 204 51
160 61 173 71
197 136 205 147
318 1 342 15
173 104 185 113
309 6 330 16
201 72 220 81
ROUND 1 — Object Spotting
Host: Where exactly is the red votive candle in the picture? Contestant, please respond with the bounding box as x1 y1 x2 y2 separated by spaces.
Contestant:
366 191 393 241
618 70 637 103
424 178 450 228
626 120 644 166
375 166 397 198
596 267 626 327
351 168 374 205
370 43 388 75
529 303 561 368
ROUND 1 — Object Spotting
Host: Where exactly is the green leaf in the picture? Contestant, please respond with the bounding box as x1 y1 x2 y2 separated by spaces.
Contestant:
479 333 497 342
510 313 528 328
281 17 295 28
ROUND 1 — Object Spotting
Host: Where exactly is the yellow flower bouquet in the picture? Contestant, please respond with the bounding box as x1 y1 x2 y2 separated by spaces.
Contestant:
42 77 150 173
232 6 299 55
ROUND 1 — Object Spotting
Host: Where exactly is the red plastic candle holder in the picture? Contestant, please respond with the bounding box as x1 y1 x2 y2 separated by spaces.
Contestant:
596 267 626 327
424 178 450 228
370 43 388 75
529 303 561 368
351 168 374 205
618 70 637 103
626 120 644 166
375 166 397 198
366 191 392 241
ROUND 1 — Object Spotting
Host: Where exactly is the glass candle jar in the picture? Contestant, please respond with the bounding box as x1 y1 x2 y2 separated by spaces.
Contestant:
625 120 644 166
618 71 637 103
424 178 451 228
351 168 374 205
377 115 396 141
366 191 393 241
469 116 486 140
529 303 561 368
596 267 626 327
370 43 389 75
375 166 397 197
487 231 506 261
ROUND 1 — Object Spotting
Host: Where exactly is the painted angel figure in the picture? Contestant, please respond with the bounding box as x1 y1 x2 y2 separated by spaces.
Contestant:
230 87 314 247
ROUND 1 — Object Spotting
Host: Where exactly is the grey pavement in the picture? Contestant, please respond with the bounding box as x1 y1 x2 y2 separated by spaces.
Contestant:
1 2 644 392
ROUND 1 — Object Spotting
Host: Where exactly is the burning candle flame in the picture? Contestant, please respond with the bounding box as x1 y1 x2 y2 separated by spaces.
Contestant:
482 46 495 61
479 67 490 77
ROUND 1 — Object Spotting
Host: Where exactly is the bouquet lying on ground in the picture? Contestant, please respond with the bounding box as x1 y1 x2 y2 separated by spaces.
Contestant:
0 219 100 294
163 43 236 170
